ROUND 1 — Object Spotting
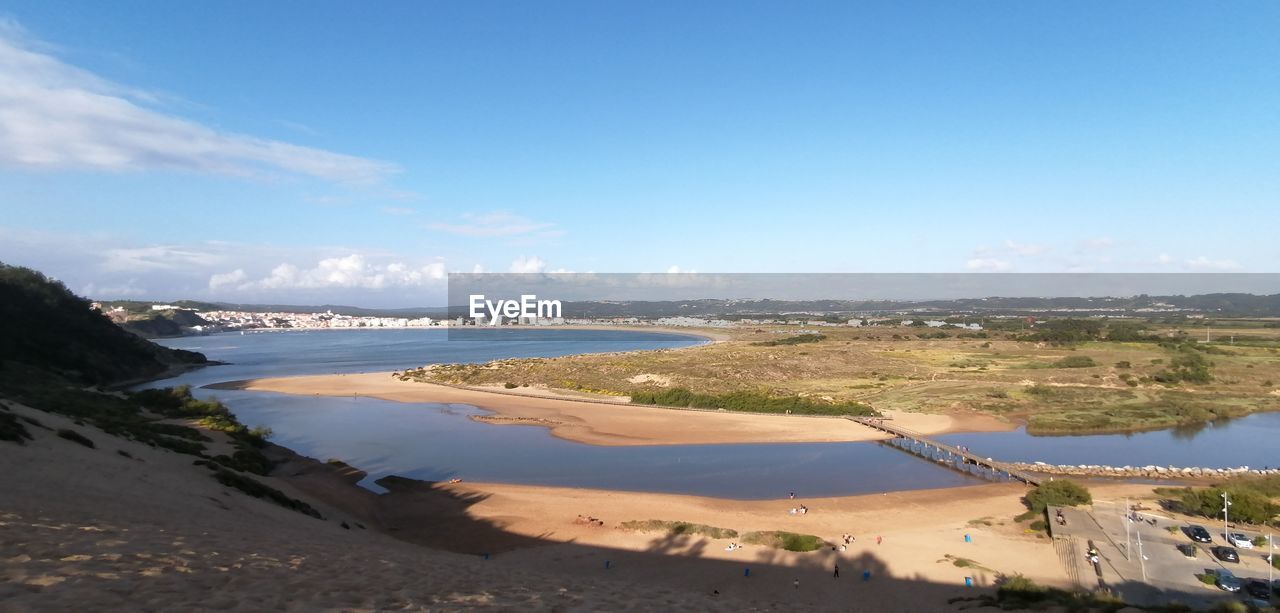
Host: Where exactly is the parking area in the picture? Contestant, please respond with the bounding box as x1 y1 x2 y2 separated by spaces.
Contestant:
1050 501 1277 608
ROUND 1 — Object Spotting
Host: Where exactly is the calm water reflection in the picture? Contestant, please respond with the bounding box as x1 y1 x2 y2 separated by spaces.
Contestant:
151 329 1280 496
152 330 983 498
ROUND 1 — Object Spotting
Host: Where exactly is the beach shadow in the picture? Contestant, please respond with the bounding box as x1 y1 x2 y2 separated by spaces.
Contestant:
258 446 1257 610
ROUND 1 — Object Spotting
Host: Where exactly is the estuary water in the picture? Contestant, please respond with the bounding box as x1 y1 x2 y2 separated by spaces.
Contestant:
150 329 1279 498
150 329 982 498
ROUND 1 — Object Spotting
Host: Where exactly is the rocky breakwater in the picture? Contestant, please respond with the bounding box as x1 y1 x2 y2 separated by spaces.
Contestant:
1005 462 1280 480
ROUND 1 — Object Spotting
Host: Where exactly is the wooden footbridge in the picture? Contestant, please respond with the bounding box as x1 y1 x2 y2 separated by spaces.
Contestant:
847 416 1041 486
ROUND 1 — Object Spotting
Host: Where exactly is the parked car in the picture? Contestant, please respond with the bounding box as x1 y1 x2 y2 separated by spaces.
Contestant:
1188 525 1212 543
1225 532 1254 548
1244 579 1272 601
1211 546 1240 563
1215 569 1242 592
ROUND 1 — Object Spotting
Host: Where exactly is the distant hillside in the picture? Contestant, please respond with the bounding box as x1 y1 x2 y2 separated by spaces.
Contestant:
116 310 212 339
0 264 208 387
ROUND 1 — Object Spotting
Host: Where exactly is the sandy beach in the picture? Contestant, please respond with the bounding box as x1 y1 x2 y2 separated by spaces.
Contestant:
1 397 1092 611
230 372 1011 446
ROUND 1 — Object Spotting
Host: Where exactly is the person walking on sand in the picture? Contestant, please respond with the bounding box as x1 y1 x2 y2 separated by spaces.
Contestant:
876 535 882 545
833 563 840 579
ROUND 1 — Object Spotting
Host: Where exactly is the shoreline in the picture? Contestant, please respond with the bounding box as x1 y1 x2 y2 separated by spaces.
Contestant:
269 445 1088 597
218 372 1008 446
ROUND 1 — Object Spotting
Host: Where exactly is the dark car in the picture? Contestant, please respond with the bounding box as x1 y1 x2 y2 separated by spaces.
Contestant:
1244 579 1272 601
1211 546 1239 563
1215 569 1241 592
1187 525 1212 543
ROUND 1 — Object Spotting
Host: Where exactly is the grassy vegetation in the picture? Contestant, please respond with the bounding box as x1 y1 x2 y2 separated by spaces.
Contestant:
629 387 879 416
1156 474 1280 526
0 410 33 444
741 531 826 552
1023 389 1255 434
1015 480 1091 523
205 466 323 519
618 520 738 539
1052 355 1097 368
0 263 206 386
750 333 825 347
2 376 275 473
949 574 1130 611
405 318 1280 435
942 553 995 574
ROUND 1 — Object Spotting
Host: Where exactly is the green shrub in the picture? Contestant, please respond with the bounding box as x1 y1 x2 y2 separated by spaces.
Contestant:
618 520 738 539
0 412 32 444
1025 480 1091 515
1025 384 1054 397
741 531 825 552
503 382 519 389
630 387 878 417
1175 486 1279 525
209 467 322 519
1115 361 1131 369
751 334 825 347
1053 356 1097 368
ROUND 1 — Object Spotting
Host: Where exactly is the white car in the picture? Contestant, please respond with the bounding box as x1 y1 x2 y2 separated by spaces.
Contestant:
1226 532 1254 549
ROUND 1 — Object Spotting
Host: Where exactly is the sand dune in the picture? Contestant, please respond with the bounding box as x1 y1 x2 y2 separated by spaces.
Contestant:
2 397 1068 611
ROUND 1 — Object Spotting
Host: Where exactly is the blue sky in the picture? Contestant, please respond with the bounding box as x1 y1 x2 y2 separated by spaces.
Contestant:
1 1 1277 306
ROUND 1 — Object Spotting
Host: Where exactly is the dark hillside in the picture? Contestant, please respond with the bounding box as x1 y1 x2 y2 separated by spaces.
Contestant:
0 263 207 387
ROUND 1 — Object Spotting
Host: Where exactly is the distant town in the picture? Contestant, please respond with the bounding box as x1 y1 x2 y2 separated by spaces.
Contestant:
92 302 1014 337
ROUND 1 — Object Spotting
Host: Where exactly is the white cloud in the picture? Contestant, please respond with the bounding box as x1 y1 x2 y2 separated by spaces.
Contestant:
427 211 558 238
1080 237 1115 250
102 245 226 272
508 255 546 274
666 265 697 274
1155 253 1174 265
965 258 1012 272
208 268 247 290
0 21 396 183
1185 256 1241 271
471 263 486 274
232 254 446 290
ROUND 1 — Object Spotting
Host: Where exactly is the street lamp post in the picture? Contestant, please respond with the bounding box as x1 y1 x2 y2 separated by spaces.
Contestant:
1221 492 1231 541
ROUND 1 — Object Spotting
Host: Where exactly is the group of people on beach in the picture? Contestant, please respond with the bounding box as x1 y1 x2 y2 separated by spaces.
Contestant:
573 514 605 527
788 505 809 515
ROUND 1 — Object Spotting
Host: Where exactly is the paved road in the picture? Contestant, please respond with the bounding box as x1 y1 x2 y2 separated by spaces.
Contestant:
1050 502 1277 608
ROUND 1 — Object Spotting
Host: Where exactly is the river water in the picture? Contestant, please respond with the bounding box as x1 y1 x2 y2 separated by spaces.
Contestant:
149 329 1277 498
